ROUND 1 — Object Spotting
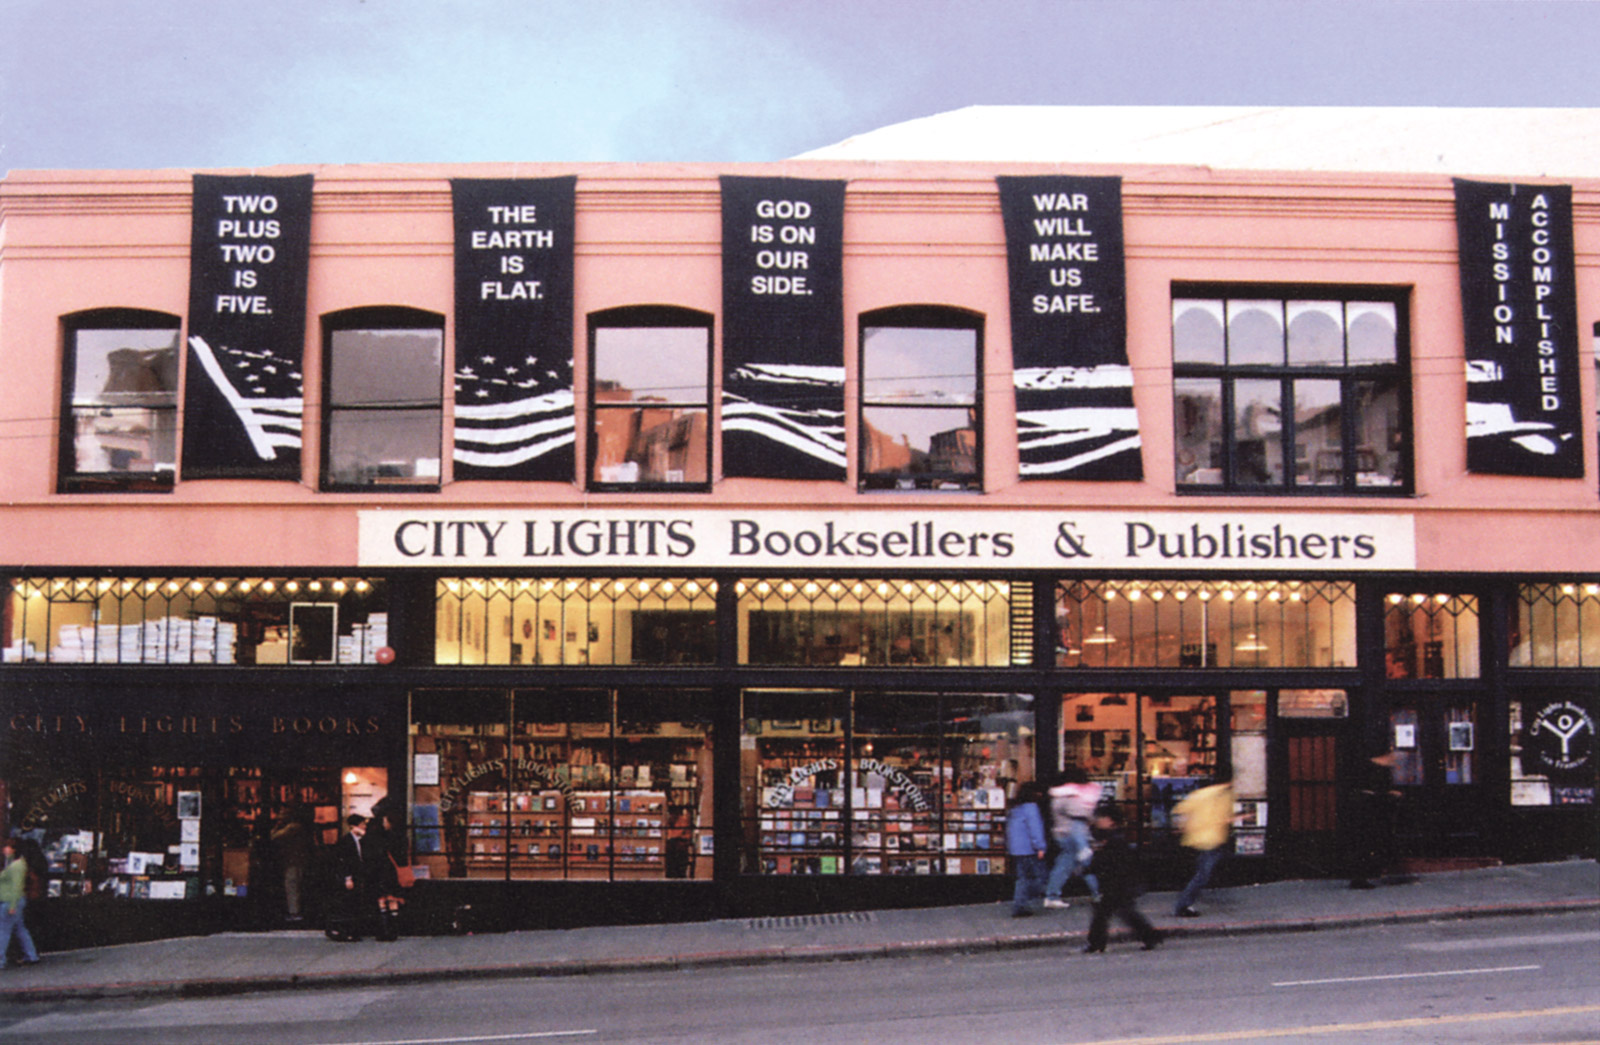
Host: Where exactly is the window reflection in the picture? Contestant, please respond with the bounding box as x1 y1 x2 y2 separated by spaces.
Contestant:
61 314 180 492
859 309 981 491
323 313 444 489
1173 291 1408 493
589 313 711 488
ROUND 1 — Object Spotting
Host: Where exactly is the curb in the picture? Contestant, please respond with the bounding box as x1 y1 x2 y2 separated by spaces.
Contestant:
3 897 1595 1004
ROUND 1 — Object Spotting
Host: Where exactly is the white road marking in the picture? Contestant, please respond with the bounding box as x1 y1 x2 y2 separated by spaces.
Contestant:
1406 930 1600 952
1272 963 1540 987
312 1033 597 1045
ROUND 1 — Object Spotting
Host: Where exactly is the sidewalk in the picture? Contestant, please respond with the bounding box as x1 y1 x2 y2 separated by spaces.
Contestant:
2 860 1595 1003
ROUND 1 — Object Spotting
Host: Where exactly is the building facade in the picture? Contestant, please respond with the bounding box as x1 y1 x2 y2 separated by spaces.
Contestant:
1 151 1595 943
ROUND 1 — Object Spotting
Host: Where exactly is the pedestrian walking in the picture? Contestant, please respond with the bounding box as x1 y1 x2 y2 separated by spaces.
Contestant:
1043 767 1101 908
1349 751 1402 889
1005 781 1048 917
1172 776 1234 917
1082 807 1162 953
0 839 41 969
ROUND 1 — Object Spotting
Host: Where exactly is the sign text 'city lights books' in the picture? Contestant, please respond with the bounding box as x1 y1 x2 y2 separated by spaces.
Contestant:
357 509 1415 571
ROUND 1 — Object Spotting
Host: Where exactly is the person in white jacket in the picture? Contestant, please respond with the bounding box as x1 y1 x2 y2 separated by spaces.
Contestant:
1043 767 1101 908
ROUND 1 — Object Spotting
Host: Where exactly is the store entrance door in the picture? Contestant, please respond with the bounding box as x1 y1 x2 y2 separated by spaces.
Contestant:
1275 721 1344 877
1385 697 1489 858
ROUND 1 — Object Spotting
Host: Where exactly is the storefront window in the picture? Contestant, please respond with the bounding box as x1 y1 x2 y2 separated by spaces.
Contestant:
738 577 1028 667
1229 691 1268 855
744 690 1032 876
1056 579 1355 669
1510 695 1597 806
1389 708 1424 786
410 689 712 881
434 577 716 666
1172 292 1409 493
58 310 180 493
588 307 712 490
1384 592 1480 678
2 576 387 665
1059 692 1220 841
1511 582 1600 667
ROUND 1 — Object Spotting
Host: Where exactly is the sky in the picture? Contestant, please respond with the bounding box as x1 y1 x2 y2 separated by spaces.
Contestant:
3 0 1599 175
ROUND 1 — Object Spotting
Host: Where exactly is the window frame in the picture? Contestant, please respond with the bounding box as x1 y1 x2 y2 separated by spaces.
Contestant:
57 308 182 494
319 306 445 493
1171 284 1413 496
857 305 984 493
585 305 714 493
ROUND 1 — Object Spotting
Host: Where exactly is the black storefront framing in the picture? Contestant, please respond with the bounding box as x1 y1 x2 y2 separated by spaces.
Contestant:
2 567 1595 941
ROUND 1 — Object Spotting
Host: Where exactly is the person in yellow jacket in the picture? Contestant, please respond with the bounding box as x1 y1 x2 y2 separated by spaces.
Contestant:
1171 778 1234 917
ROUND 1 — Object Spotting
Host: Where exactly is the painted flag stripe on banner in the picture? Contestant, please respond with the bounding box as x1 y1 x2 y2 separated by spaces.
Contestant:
451 177 577 482
997 175 1142 481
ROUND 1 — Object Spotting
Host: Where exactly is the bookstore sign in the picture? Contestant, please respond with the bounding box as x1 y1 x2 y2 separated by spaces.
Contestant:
358 508 1415 572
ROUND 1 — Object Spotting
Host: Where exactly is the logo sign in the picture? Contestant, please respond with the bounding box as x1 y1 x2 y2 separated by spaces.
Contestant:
181 173 314 479
1526 700 1596 776
358 508 1414 571
1454 179 1584 478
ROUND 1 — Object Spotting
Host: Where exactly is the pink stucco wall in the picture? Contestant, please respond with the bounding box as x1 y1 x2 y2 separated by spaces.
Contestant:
1 162 1595 571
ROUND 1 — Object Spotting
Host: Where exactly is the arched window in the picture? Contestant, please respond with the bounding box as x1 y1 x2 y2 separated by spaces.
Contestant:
58 309 180 493
858 305 982 492
321 307 444 490
587 305 713 491
1173 288 1408 494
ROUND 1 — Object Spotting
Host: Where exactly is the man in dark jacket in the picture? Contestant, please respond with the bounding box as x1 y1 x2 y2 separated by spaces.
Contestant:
326 814 372 941
1082 808 1163 953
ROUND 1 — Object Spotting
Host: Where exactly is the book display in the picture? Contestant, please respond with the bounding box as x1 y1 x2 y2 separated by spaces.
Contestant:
751 722 1013 876
412 713 711 880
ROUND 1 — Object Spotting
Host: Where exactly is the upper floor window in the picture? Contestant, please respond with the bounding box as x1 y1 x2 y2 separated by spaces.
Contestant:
1173 289 1410 494
58 310 180 493
587 307 712 491
859 306 981 492
321 308 444 491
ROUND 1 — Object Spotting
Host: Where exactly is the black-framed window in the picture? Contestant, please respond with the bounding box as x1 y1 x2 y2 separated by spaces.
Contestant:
1172 288 1411 494
58 309 180 493
587 306 712 491
321 307 444 491
859 306 982 492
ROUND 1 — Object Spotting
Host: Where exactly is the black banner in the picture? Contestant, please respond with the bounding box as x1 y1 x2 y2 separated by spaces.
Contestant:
997 175 1141 480
181 174 313 479
720 175 847 480
451 177 577 481
1454 179 1584 478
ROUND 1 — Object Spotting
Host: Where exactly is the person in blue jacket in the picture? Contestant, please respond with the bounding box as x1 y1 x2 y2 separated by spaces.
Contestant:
1005 781 1048 917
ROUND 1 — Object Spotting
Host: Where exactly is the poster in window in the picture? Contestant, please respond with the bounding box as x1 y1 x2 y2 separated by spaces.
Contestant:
289 603 338 664
450 177 577 481
1454 179 1584 478
720 175 847 480
996 175 1142 480
181 173 314 480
